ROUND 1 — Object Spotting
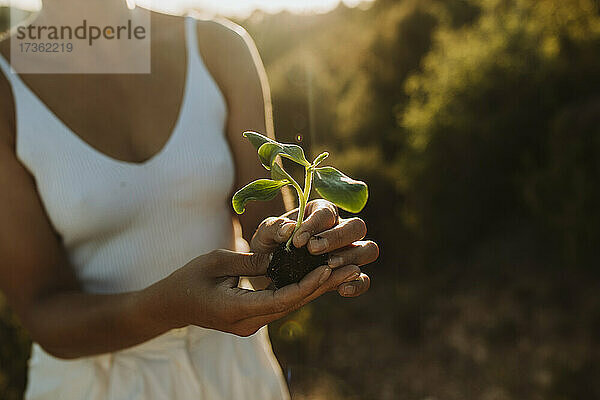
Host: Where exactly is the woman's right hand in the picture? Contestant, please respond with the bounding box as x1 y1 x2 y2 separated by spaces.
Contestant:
150 249 353 337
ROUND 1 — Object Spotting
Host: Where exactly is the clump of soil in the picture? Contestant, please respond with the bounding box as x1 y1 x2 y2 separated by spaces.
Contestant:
267 243 329 289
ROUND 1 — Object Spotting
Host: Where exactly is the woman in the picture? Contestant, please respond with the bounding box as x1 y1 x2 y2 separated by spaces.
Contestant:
0 1 379 399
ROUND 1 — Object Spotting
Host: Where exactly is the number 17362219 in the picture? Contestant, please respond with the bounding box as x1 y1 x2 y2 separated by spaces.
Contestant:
19 42 73 53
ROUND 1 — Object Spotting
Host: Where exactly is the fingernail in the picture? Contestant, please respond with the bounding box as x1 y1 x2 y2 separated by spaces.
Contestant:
328 256 344 268
296 232 309 246
309 237 328 253
342 284 356 296
344 272 360 282
318 267 331 285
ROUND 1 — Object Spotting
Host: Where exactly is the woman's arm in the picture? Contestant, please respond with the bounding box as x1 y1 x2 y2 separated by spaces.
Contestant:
195 18 292 246
0 136 343 358
0 133 173 358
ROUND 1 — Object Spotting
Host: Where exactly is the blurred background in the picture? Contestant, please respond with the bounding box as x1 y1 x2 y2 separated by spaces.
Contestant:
2 0 600 399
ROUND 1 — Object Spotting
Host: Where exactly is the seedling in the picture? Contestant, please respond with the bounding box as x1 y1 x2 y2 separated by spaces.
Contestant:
232 131 368 288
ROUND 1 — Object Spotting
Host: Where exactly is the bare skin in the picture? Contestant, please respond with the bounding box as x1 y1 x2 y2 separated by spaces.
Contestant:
0 1 378 360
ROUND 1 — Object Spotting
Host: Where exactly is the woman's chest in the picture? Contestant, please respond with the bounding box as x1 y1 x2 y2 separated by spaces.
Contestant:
18 70 187 164
27 125 235 245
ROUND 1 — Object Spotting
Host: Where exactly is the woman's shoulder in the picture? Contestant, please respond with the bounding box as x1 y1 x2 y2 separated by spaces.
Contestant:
183 12 266 107
153 10 253 55
190 12 253 47
191 13 261 74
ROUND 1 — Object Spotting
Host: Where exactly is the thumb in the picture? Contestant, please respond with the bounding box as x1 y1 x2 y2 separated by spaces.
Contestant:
206 249 272 277
251 217 296 252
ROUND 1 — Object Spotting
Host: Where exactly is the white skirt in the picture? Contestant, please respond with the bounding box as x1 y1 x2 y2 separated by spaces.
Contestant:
25 326 290 400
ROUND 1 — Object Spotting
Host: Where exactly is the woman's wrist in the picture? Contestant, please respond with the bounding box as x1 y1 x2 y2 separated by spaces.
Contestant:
136 279 187 334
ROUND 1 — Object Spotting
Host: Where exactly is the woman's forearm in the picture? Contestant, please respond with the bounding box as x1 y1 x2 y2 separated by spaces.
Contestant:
24 283 175 359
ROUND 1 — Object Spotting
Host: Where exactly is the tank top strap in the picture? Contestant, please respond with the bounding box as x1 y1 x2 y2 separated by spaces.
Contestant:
182 15 216 80
184 16 199 63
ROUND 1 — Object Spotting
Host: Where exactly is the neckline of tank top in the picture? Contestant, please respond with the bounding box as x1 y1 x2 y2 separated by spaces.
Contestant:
0 15 200 168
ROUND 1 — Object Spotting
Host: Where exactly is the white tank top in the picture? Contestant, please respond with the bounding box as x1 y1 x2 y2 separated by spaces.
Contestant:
0 15 289 400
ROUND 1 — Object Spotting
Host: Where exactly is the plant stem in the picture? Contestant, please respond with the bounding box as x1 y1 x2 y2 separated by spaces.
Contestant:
285 166 313 250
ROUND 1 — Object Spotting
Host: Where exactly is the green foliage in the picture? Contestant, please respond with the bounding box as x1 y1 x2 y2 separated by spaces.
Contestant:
243 131 310 168
524 98 600 266
400 0 600 265
313 167 368 213
232 179 291 214
232 132 368 248
311 151 329 167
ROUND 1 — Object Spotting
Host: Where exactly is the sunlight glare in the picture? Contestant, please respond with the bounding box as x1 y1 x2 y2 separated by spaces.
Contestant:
1 0 374 16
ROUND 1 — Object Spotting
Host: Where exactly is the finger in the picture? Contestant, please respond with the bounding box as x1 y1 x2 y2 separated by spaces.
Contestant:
204 249 272 277
281 199 333 220
250 216 297 253
235 264 332 317
337 273 370 297
327 240 379 268
232 265 361 329
307 217 367 255
293 201 338 248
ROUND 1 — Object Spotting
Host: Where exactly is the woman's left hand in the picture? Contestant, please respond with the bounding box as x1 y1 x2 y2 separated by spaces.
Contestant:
250 199 379 298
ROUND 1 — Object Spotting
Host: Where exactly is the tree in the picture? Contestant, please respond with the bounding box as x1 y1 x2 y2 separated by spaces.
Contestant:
400 0 600 266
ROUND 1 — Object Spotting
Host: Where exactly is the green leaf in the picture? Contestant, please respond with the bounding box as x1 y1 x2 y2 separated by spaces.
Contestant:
243 131 310 169
312 151 329 166
258 142 310 169
313 167 368 213
257 142 282 169
279 143 310 166
270 162 289 181
232 179 290 214
243 131 274 151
